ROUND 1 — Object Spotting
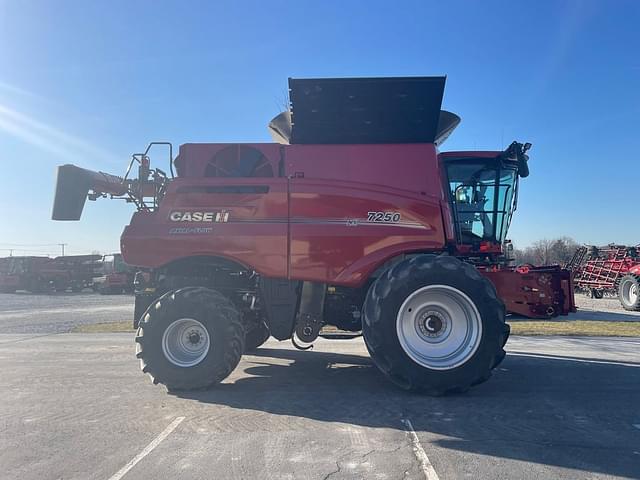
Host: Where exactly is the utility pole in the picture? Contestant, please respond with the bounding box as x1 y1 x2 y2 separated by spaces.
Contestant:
58 243 67 256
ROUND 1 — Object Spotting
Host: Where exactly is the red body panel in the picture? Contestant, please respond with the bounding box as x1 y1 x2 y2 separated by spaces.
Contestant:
122 143 448 287
122 177 289 278
289 179 444 284
115 140 576 318
284 144 441 193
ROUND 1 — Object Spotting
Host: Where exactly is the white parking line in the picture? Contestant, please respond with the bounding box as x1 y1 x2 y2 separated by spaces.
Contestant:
401 418 440 480
107 416 185 480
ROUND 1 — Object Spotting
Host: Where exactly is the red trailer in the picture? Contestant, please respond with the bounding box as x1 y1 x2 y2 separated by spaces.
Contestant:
568 244 640 310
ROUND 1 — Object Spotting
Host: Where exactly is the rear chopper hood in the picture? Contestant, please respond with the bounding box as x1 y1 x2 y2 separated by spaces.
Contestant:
268 76 460 146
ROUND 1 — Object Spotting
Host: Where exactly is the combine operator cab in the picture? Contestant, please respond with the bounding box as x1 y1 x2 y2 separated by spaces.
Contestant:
443 141 530 250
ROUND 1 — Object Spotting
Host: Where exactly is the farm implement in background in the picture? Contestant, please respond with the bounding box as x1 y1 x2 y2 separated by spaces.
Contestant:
0 254 102 293
568 244 640 311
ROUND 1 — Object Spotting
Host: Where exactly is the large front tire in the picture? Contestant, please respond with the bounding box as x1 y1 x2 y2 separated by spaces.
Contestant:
135 287 245 390
363 255 509 395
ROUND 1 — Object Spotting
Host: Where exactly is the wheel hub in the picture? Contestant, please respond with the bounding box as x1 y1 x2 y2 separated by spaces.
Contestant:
188 330 202 345
397 285 482 370
417 311 447 338
162 318 211 368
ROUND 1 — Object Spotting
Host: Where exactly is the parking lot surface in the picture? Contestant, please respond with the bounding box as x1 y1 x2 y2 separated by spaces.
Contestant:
1 293 639 479
0 292 132 334
2 334 640 479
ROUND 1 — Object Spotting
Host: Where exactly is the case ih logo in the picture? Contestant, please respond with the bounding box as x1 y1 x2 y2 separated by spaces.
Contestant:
169 211 229 222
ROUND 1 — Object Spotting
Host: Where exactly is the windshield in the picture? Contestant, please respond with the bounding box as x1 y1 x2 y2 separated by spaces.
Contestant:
446 162 517 245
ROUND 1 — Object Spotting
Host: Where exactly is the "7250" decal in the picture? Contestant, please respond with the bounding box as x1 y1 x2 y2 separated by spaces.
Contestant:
367 211 401 223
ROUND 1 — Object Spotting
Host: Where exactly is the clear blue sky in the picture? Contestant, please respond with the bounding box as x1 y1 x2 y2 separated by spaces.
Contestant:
0 0 639 256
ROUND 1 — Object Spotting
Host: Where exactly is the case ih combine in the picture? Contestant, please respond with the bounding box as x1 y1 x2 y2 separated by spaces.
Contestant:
52 77 575 394
568 244 640 310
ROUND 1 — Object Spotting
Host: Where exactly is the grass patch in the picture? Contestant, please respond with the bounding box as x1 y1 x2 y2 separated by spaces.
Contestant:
72 320 640 337
509 320 640 337
72 321 134 333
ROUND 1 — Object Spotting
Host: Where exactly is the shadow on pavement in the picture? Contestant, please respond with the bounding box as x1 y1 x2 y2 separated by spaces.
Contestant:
173 346 640 479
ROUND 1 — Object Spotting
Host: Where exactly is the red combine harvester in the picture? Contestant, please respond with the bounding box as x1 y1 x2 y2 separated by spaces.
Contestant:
568 244 640 311
52 77 575 394
0 254 101 293
0 257 51 293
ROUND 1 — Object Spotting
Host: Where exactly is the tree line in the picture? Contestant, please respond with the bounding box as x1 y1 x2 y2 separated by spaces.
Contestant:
512 236 580 267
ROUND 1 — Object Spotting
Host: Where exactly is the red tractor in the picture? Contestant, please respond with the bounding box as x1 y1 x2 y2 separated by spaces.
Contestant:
52 77 575 394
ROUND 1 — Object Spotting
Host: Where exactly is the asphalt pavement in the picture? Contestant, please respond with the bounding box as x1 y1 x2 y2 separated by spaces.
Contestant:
0 293 639 480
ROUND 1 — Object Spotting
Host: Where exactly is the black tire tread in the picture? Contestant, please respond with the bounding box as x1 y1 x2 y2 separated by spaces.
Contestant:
244 321 270 352
363 254 509 395
135 287 245 390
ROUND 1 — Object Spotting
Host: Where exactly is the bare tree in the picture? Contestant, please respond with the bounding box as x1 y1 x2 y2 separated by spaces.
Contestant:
512 237 580 266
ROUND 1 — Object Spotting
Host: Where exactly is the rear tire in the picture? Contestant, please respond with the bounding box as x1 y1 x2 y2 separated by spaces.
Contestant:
363 255 508 395
135 287 245 390
618 274 640 311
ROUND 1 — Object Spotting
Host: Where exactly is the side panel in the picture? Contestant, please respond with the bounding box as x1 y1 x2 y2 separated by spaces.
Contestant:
289 179 445 286
284 143 441 194
121 177 289 277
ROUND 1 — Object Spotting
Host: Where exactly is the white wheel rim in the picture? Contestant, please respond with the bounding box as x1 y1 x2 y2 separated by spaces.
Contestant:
396 285 482 370
162 318 210 367
622 280 638 306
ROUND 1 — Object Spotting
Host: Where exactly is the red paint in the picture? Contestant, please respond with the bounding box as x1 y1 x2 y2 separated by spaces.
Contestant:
107 140 575 317
481 266 576 318
122 143 447 287
122 177 289 278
